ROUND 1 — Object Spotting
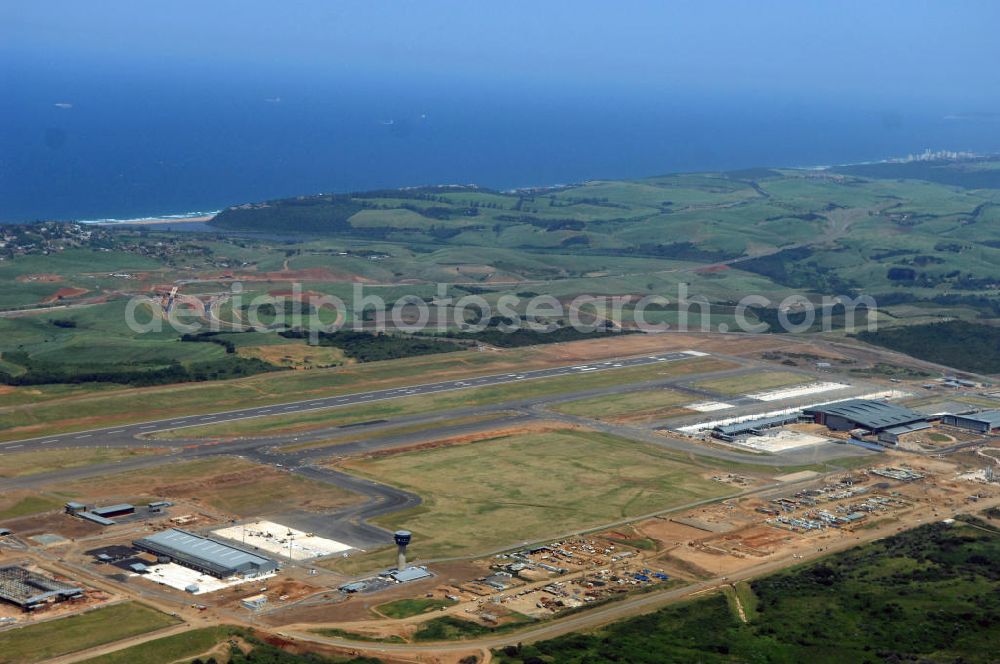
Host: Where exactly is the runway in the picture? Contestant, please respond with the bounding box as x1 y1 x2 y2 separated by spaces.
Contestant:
0 349 877 551
0 350 700 452
0 351 721 549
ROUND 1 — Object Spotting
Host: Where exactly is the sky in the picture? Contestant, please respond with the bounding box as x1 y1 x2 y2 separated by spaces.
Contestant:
3 1 1000 221
4 0 1000 108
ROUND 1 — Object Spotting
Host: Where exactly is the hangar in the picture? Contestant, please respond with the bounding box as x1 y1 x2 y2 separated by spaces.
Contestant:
804 400 928 434
133 529 278 579
0 566 83 611
942 410 1000 434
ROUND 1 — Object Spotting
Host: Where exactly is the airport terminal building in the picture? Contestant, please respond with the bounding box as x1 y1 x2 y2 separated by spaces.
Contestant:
804 400 929 437
133 529 278 579
942 410 1000 434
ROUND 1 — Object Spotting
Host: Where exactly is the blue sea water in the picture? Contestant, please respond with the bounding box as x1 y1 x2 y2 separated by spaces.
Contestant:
2 59 999 223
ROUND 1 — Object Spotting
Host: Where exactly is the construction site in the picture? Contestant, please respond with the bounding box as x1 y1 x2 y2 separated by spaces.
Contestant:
1 333 999 659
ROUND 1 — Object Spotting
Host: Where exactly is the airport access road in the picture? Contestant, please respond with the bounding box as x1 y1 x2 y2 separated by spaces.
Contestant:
283 498 972 657
0 351 701 452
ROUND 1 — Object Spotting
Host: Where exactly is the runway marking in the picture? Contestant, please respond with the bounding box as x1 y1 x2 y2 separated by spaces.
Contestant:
4 444 23 449
75 434 92 439
2 352 704 445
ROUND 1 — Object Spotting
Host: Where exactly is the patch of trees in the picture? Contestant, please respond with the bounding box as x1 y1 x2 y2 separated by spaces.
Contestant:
427 226 464 240
739 247 859 292
240 301 315 318
400 204 454 220
601 241 740 262
495 215 586 231
885 267 999 290
855 320 1000 373
887 266 918 281
748 301 874 334
452 284 498 295
765 212 823 222
210 195 363 233
871 248 918 260
180 331 239 353
439 319 629 348
0 351 281 387
278 329 464 362
560 235 591 247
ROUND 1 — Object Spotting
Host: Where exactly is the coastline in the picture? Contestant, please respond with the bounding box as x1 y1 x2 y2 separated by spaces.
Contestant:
65 149 993 228
79 211 219 227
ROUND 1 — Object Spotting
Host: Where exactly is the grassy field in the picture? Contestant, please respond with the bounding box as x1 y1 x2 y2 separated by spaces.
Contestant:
4 161 1000 405
0 349 537 441
279 411 519 451
0 602 180 664
0 447 164 478
496 518 1000 663
0 494 63 520
550 388 694 423
691 370 808 395
4 342 714 441
339 428 733 559
75 626 239 664
412 614 535 642
50 457 358 517
161 357 736 439
375 597 457 619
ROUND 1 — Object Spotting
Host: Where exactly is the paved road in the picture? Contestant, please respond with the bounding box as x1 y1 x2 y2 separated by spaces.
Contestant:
0 351 700 452
0 352 712 549
0 349 875 550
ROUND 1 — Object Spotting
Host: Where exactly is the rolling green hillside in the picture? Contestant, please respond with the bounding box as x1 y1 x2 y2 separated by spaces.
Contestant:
209 160 1000 310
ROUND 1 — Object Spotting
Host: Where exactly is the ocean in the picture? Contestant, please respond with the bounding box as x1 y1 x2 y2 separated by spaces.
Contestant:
2 60 998 223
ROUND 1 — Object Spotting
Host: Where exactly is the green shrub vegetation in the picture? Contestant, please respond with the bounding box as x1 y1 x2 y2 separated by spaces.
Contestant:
0 349 282 387
279 329 464 362
413 614 535 642
495 520 1000 663
0 602 179 664
856 320 1000 374
375 597 457 618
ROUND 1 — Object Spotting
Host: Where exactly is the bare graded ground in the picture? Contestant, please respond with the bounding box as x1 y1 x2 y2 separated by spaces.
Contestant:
335 426 734 560
260 561 483 626
0 509 102 538
236 343 347 369
628 451 1000 580
48 457 360 518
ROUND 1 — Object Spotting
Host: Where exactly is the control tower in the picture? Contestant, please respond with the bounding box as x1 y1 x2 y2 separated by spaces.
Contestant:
394 530 412 570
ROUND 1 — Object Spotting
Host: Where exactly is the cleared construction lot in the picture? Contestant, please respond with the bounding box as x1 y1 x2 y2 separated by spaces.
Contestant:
6 457 360 526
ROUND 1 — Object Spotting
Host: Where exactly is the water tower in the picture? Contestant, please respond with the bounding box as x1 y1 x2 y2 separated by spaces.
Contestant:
394 530 412 570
